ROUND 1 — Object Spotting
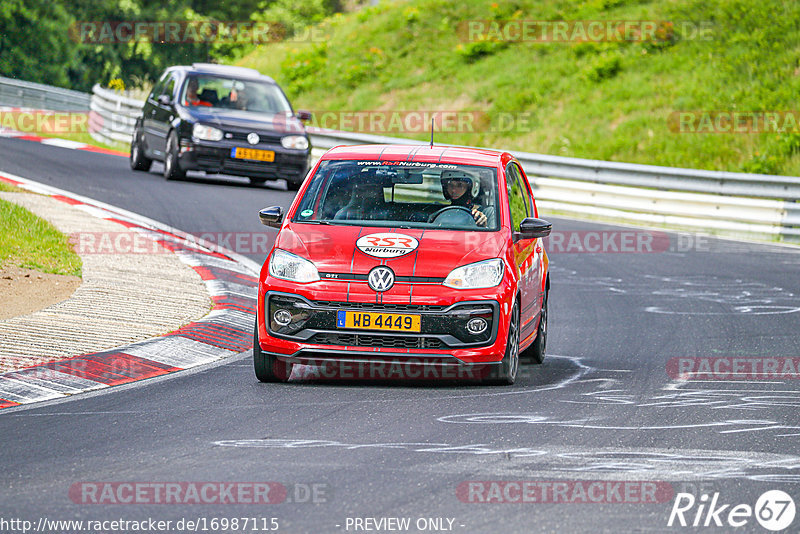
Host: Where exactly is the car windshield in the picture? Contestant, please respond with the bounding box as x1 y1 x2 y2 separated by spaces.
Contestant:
181 75 292 114
293 160 500 231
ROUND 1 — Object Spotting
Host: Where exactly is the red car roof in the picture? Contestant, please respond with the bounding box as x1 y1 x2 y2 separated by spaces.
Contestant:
321 144 511 167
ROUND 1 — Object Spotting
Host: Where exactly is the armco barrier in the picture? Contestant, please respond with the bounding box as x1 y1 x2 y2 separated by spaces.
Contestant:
0 75 90 111
3 77 798 242
89 84 144 146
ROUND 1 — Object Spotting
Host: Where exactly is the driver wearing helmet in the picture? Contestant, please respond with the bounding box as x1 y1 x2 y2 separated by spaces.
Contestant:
440 170 489 227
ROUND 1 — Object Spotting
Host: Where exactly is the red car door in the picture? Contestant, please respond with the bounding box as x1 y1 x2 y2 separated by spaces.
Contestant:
505 161 541 346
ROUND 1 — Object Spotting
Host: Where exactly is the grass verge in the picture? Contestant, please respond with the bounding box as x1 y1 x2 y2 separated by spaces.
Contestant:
238 0 800 176
0 196 82 277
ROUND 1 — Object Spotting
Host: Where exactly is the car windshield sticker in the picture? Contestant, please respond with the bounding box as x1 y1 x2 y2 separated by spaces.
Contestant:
356 233 419 258
300 209 313 217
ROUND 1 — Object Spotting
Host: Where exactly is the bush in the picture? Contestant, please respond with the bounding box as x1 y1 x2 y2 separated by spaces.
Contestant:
584 53 622 82
455 39 509 62
280 44 328 96
741 153 781 175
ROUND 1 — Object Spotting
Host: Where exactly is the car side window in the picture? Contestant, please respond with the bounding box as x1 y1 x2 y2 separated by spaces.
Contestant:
505 163 529 231
149 72 168 102
512 162 534 219
163 75 176 100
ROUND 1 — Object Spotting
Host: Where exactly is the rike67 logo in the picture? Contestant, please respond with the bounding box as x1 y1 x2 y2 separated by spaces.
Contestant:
668 490 796 531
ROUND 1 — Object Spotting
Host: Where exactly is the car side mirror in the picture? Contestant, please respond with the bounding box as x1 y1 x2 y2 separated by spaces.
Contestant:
259 206 284 228
518 217 552 240
296 110 312 121
157 94 172 106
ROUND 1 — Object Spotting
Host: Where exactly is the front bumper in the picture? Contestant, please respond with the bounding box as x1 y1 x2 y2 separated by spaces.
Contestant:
178 139 309 180
257 282 514 365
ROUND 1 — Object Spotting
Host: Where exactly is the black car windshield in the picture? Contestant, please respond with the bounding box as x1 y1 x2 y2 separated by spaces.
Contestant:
181 75 292 114
293 160 500 231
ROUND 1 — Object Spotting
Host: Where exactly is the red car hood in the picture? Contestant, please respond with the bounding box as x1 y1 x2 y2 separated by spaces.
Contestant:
275 223 507 278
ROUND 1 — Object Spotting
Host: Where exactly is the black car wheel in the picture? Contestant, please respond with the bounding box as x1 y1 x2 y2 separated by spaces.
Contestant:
488 302 519 385
253 326 293 383
522 281 549 364
527 290 548 364
285 175 304 191
164 131 186 181
129 126 152 172
249 177 267 186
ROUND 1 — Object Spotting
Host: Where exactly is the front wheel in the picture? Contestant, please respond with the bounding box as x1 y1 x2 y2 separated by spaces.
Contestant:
163 131 185 181
253 326 293 383
285 175 304 191
129 127 152 172
487 303 519 385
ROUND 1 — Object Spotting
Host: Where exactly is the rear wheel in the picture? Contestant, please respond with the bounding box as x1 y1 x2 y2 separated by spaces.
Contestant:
129 126 152 171
523 287 548 364
249 177 267 186
253 326 293 383
163 131 185 181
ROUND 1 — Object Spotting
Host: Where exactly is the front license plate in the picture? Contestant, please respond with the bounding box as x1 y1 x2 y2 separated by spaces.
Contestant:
230 147 275 162
337 311 421 332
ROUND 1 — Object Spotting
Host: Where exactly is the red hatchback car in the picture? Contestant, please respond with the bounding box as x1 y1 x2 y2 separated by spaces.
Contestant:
254 144 551 384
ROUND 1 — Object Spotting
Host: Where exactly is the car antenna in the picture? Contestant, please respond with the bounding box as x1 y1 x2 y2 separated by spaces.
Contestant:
430 118 434 148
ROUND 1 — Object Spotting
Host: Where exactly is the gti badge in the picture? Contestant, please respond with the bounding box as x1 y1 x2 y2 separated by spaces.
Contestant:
368 266 395 292
247 133 260 145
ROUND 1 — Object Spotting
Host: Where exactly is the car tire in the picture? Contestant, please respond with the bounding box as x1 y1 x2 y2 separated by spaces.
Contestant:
249 177 267 186
164 131 186 181
253 326 293 383
129 126 152 172
522 284 548 365
488 302 519 385
285 175 304 191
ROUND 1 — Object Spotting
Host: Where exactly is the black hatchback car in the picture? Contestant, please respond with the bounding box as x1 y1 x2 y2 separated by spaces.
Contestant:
130 63 312 189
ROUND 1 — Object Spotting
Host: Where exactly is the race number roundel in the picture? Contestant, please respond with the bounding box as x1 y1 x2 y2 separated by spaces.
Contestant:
356 233 419 259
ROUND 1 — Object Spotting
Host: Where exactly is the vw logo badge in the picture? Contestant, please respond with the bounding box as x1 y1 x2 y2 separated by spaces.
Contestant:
247 133 260 145
368 266 395 292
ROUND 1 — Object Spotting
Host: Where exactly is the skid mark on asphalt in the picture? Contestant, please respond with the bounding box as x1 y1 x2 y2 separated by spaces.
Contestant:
212 438 800 482
553 266 800 315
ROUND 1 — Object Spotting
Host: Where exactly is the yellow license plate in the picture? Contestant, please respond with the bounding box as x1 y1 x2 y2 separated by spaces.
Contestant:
337 311 421 332
231 147 275 162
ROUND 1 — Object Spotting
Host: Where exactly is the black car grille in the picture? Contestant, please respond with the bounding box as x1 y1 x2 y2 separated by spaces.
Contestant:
310 333 444 349
226 131 284 143
314 301 446 312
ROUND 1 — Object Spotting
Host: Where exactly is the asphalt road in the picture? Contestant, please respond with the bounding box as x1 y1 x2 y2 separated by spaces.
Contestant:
2 137 800 533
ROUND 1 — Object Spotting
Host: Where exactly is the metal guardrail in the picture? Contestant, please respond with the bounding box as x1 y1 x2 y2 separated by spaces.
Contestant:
89 84 144 146
82 85 800 242
0 75 90 111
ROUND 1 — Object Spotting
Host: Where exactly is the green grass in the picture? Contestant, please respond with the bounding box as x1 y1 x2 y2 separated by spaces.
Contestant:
0 197 82 276
238 0 800 176
0 182 24 193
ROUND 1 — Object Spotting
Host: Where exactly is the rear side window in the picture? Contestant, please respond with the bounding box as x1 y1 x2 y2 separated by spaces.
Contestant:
505 163 529 231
